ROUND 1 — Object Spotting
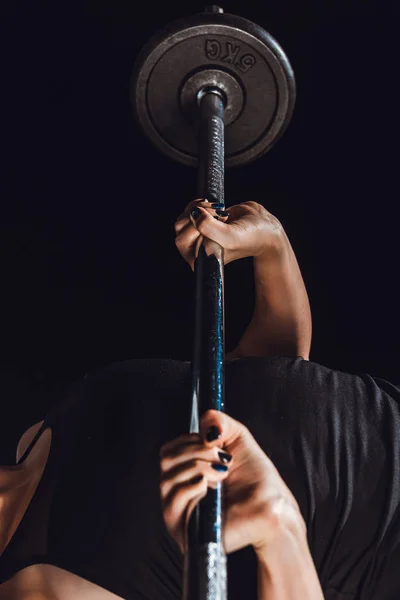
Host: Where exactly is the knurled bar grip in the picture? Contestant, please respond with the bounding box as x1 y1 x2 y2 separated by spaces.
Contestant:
184 89 227 600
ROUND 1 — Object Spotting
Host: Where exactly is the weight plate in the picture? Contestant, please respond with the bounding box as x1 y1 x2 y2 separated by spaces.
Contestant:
131 11 296 168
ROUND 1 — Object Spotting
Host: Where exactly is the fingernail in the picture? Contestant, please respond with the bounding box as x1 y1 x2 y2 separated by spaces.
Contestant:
191 207 202 219
211 203 225 209
206 426 221 442
216 210 230 217
212 463 228 472
213 216 220 220
218 451 232 464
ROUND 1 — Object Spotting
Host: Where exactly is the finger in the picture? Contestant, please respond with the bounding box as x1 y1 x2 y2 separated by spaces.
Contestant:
162 474 207 528
160 433 200 458
174 199 212 234
175 203 229 271
175 198 229 235
160 436 232 470
183 486 209 550
175 209 224 239
184 197 210 212
176 200 256 234
200 409 250 450
160 457 230 500
161 444 232 483
174 221 202 264
188 207 235 249
183 197 226 213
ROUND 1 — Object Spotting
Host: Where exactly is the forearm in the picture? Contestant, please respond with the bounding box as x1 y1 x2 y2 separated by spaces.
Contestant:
234 229 312 360
256 529 323 600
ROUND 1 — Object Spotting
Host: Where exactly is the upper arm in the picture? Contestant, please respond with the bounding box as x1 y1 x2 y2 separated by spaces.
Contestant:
16 421 45 464
226 348 310 361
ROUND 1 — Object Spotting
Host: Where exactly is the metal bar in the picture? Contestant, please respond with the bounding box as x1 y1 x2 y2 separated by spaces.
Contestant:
184 89 227 600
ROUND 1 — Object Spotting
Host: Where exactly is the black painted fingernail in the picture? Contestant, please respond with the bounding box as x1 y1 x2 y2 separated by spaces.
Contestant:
211 203 225 209
191 207 202 219
216 210 230 217
206 426 221 442
218 451 232 464
213 216 220 220
212 463 228 472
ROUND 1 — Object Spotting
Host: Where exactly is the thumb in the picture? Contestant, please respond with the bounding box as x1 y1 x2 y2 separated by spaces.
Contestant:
200 409 247 450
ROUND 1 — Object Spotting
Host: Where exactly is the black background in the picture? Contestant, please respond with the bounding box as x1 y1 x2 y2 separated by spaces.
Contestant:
0 0 399 462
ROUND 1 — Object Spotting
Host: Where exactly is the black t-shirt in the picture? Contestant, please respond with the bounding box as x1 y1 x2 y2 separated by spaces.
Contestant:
0 356 400 599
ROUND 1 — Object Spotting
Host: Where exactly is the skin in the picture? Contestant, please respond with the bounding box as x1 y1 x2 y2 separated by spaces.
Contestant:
176 199 312 361
0 199 315 598
160 409 306 556
0 411 323 600
0 423 125 600
161 410 324 600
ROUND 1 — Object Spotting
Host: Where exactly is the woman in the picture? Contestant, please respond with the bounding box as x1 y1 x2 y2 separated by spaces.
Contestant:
0 200 399 599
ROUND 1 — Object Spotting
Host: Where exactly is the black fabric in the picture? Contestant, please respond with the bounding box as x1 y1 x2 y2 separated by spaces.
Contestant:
1 356 400 599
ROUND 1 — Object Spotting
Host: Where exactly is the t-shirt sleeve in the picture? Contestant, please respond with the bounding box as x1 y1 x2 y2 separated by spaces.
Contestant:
224 358 400 599
371 376 400 400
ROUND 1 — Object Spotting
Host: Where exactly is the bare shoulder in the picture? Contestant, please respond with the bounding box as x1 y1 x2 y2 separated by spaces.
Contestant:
16 421 45 464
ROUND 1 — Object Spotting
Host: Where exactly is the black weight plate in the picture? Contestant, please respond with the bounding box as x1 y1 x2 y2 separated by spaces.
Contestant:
131 11 296 168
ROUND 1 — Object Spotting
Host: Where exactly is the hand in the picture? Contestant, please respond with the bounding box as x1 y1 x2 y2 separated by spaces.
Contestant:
174 199 284 271
160 409 306 556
